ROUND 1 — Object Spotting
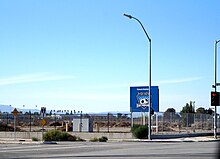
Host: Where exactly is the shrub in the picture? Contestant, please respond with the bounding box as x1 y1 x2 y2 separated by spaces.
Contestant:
43 130 77 141
90 136 108 142
90 137 99 142
68 135 77 141
99 136 108 142
44 130 61 141
131 125 148 139
32 137 39 141
76 136 86 142
60 132 69 141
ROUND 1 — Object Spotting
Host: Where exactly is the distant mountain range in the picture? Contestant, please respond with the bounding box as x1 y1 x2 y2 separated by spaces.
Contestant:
1 104 164 116
0 105 13 113
0 104 39 113
0 105 130 114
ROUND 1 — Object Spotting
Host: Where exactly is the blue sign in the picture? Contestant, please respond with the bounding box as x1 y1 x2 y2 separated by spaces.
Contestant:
130 86 159 112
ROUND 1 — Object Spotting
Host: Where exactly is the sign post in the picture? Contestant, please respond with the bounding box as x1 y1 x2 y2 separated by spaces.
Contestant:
41 107 46 141
11 108 19 140
41 118 46 141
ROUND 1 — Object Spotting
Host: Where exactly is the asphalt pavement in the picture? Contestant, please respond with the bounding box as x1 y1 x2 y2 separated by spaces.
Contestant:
0 140 219 159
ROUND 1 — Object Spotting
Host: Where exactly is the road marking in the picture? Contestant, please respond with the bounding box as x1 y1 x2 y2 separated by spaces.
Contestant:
0 142 133 153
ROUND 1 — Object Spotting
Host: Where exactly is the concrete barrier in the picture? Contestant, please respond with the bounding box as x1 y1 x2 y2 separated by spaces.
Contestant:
70 132 133 140
0 132 43 140
0 132 133 140
1 132 218 140
152 132 220 139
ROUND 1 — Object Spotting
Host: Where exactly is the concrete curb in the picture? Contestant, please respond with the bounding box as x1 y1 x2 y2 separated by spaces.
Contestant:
0 138 41 144
43 141 57 144
1 135 219 144
151 132 220 139
107 137 220 143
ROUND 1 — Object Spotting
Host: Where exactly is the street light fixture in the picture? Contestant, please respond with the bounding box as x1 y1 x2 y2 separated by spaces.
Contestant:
213 39 220 139
124 13 152 140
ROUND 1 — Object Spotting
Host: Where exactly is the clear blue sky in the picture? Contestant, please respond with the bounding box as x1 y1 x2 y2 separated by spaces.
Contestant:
0 0 220 113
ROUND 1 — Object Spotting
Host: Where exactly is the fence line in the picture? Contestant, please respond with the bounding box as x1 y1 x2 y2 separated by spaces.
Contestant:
0 112 219 134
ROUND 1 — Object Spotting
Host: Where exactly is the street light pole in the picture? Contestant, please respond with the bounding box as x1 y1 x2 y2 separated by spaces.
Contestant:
124 13 152 140
214 39 220 139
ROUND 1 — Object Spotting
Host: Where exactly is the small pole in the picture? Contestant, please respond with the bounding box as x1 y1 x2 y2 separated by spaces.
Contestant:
55 112 57 130
12 108 19 140
187 113 189 128
6 113 8 131
162 113 164 133
142 112 146 125
29 111 31 132
107 113 110 133
178 115 180 133
80 111 82 132
156 112 158 133
14 116 16 140
131 112 133 128
42 113 45 141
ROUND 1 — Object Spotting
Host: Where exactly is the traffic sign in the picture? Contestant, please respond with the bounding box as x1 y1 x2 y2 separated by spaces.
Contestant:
41 119 46 126
12 108 19 116
41 107 46 114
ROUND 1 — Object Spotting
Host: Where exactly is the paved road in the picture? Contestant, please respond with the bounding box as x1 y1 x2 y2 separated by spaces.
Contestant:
0 141 219 159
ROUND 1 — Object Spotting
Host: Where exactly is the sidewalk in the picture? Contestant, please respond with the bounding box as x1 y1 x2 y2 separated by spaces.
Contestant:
0 136 219 144
0 138 41 144
119 136 220 142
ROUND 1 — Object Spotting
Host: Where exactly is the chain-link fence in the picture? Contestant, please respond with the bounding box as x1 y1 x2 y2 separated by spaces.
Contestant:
0 112 219 134
150 112 218 134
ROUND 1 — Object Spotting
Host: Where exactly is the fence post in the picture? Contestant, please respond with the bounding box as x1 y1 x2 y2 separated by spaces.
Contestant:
29 111 31 132
201 114 203 129
14 116 16 140
142 112 146 125
107 113 110 133
187 113 188 128
193 113 195 133
131 112 133 128
156 112 158 133
162 113 164 133
178 114 180 133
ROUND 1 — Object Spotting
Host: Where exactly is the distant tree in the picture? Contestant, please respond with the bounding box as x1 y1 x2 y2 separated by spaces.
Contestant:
25 112 29 115
165 108 176 113
206 108 214 115
84 113 90 118
117 113 122 119
196 107 214 115
180 101 195 127
122 114 129 119
196 107 206 114
164 108 176 122
33 112 39 115
181 101 195 114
